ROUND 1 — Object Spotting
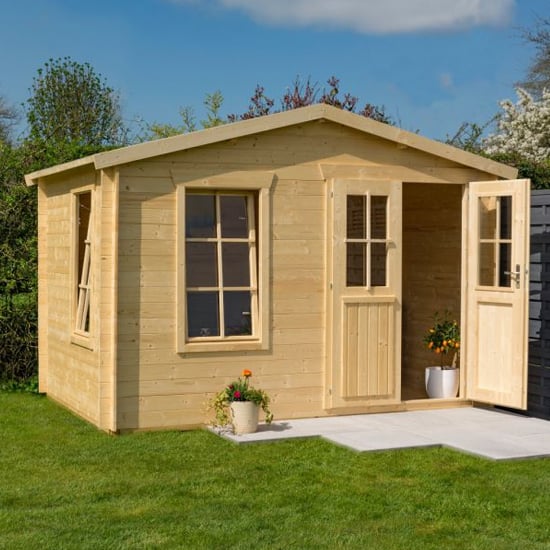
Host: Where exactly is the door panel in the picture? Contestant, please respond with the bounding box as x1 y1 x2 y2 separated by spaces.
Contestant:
326 180 402 410
466 179 530 409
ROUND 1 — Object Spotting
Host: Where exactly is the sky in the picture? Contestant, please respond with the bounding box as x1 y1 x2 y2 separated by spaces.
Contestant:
1 0 549 142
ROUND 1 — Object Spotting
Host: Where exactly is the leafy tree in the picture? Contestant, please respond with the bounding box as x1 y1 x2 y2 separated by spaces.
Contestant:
484 88 550 162
1 58 128 387
518 16 550 98
146 90 224 139
0 94 17 144
228 76 391 124
24 56 126 166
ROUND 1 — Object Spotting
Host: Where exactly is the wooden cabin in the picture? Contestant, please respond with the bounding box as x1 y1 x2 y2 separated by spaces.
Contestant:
26 104 530 433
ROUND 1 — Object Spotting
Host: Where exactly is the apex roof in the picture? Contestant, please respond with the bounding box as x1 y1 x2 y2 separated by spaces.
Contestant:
25 103 517 185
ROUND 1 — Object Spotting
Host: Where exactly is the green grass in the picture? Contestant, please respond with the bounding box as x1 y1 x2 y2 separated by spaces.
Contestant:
1 393 549 549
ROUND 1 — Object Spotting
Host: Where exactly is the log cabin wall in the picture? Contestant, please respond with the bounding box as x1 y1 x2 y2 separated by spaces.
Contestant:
114 121 490 431
38 166 104 426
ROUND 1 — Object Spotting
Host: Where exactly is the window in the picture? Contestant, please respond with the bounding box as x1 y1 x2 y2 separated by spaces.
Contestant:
74 191 92 336
478 195 512 288
185 192 257 339
346 194 388 287
175 171 273 353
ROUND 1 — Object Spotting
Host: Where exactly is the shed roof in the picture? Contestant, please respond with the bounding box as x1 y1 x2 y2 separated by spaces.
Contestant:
25 103 518 185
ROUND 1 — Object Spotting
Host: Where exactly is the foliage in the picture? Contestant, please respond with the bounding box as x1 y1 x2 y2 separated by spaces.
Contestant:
489 152 550 190
228 75 391 124
2 393 550 548
0 94 18 144
0 294 37 386
423 312 460 368
0 58 128 386
483 88 550 162
146 90 224 139
446 120 492 154
518 16 550 99
24 56 126 167
210 369 273 427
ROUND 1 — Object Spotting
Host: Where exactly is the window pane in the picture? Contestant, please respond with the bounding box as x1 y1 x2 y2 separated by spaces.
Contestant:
498 243 512 287
479 242 495 286
78 192 91 284
222 243 250 287
186 243 218 287
347 196 365 239
347 243 365 286
500 196 512 239
479 196 497 240
187 292 220 337
220 195 249 238
224 291 252 336
371 196 387 239
371 243 387 286
186 195 216 238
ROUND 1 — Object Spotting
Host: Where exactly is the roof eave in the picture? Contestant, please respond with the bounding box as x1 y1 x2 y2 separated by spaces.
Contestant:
25 155 96 186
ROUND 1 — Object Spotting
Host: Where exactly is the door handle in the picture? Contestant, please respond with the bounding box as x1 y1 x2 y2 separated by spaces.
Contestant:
504 264 521 288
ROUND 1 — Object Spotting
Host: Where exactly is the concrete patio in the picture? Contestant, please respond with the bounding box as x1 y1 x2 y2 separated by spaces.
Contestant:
213 407 550 461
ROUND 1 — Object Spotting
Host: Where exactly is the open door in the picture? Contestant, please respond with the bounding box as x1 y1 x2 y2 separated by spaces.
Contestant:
326 180 402 410
466 179 530 409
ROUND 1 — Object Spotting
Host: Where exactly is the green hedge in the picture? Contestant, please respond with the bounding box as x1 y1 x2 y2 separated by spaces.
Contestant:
0 293 38 390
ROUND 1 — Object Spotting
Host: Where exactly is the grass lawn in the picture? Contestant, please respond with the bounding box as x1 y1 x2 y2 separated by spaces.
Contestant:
1 393 549 549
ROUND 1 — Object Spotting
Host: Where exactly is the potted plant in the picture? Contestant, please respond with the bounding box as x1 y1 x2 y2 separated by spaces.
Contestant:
210 369 273 434
423 312 460 398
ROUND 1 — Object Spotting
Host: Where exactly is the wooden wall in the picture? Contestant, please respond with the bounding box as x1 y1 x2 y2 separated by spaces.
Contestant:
401 183 463 399
39 167 104 426
114 121 486 431
37 120 502 432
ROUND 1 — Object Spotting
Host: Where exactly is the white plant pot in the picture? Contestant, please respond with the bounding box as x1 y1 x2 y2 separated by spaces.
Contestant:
425 366 460 399
230 401 260 434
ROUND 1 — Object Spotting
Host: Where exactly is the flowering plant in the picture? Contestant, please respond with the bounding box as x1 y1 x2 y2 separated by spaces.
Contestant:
210 369 273 427
423 312 460 369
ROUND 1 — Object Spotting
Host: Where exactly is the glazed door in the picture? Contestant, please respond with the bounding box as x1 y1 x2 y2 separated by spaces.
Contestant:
326 180 402 410
466 179 530 409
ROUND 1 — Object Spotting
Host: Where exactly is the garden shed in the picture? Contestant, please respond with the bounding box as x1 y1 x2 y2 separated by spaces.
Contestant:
26 104 530 433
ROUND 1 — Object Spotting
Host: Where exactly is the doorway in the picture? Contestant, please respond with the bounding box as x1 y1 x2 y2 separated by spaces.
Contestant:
401 183 463 400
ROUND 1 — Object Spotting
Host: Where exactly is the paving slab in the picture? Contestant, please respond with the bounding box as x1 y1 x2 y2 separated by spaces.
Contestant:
211 407 550 460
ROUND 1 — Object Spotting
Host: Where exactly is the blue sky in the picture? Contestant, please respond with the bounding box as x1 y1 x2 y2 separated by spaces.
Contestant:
1 0 549 141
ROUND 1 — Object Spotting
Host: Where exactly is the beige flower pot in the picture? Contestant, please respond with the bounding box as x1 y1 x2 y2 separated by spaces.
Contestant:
230 401 260 434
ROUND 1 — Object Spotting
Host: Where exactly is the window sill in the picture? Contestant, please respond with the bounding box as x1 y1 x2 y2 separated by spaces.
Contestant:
180 339 267 354
71 332 94 351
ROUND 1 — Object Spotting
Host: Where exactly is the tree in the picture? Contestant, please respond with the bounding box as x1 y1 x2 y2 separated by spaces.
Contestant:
24 56 126 166
0 95 17 144
484 88 550 162
518 16 550 98
1 58 128 387
228 76 391 124
146 90 224 140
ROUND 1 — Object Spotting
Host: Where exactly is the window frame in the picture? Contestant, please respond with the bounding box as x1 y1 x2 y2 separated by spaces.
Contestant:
71 186 95 349
175 171 273 353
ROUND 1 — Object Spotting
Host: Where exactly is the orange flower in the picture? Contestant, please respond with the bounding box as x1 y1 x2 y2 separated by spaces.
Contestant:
242 369 252 378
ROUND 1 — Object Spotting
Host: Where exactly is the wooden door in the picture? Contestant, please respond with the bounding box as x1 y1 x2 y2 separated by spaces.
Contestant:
466 179 530 409
326 180 402 410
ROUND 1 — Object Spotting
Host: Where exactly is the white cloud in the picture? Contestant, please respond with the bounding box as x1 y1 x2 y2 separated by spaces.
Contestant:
170 0 515 34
